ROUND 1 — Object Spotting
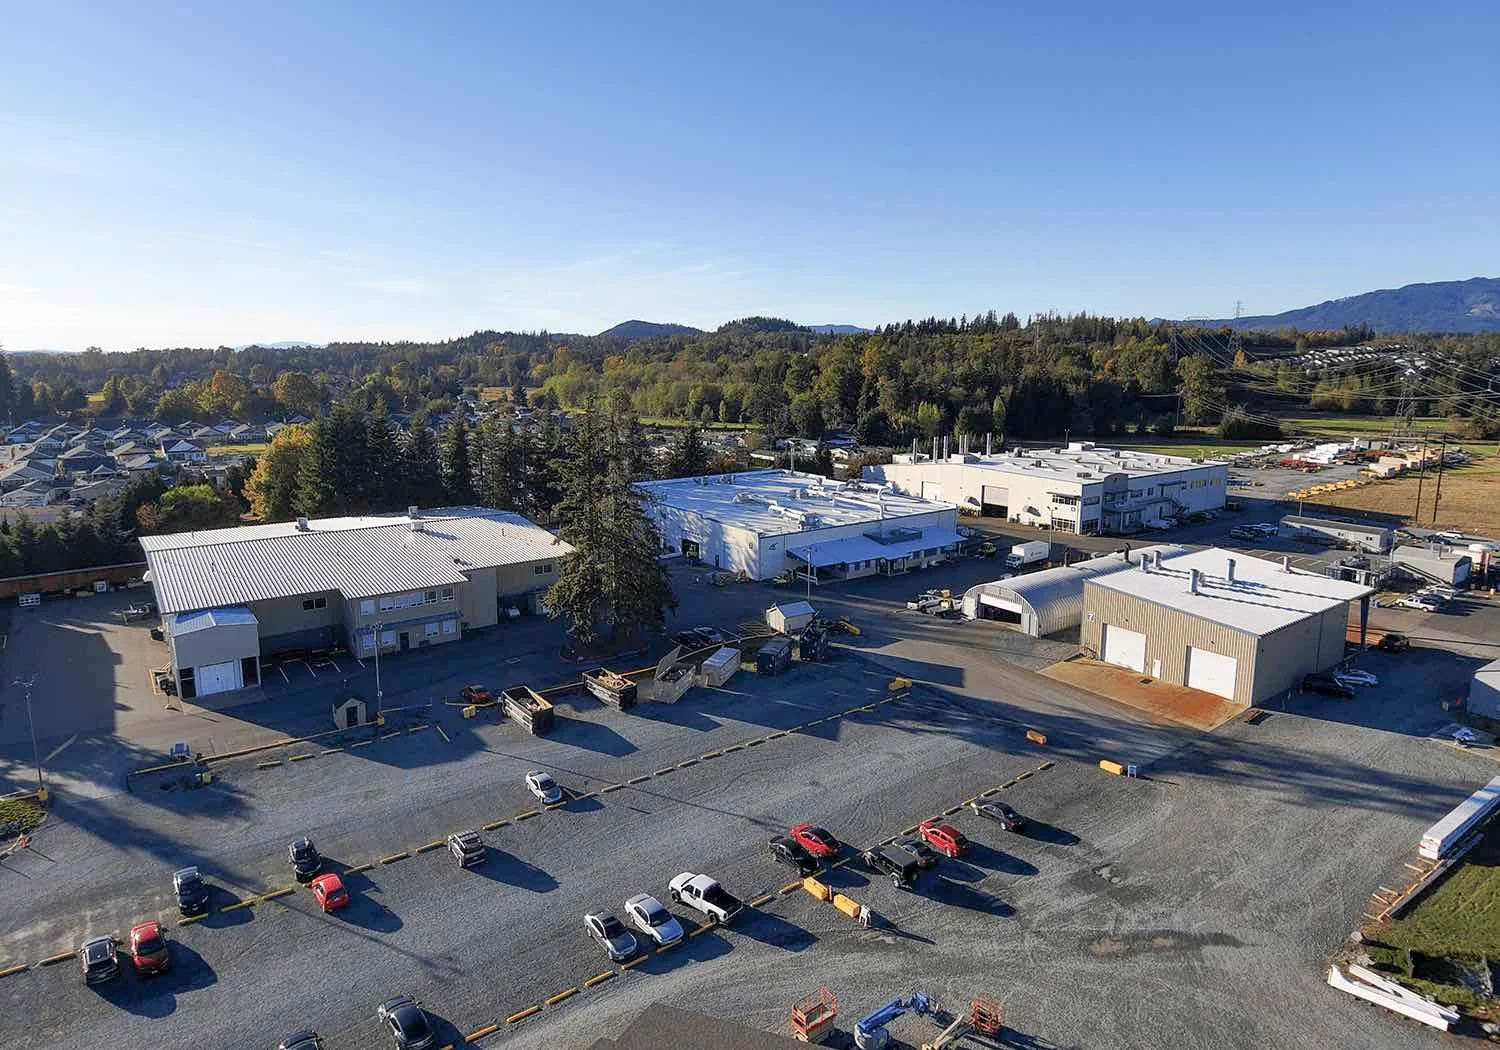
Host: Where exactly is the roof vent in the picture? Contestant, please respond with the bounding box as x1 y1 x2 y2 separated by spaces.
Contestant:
295 516 309 531
1189 568 1201 595
1226 557 1236 584
1282 555 1291 572
408 505 420 519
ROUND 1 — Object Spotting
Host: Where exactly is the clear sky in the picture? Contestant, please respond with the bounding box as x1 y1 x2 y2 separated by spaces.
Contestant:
2 2 1496 351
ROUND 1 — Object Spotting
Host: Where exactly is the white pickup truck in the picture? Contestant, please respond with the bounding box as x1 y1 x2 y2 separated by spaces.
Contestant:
668 872 744 923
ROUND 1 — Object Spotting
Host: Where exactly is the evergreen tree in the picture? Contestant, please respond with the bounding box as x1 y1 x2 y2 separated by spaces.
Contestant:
403 423 444 507
545 400 674 647
663 424 709 477
810 443 835 478
0 349 12 424
439 414 474 504
525 413 564 523
364 400 399 509
294 416 334 516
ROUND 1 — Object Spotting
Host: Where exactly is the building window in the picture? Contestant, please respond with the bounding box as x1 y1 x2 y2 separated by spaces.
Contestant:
360 599 374 616
534 563 554 575
442 619 456 635
358 630 374 652
302 596 327 611
441 586 454 601
1083 496 1100 506
424 621 439 638
379 595 394 611
424 590 437 605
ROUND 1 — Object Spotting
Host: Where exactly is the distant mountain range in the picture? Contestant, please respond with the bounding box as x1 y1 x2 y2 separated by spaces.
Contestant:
1190 277 1500 334
596 319 871 341
233 340 324 350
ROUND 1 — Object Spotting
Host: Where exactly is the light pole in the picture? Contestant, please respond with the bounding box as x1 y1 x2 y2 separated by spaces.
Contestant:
12 676 42 793
373 624 384 712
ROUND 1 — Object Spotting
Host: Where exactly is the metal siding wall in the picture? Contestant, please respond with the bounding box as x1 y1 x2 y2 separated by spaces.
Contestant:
170 622 261 670
1470 678 1500 720
1082 585 1257 703
250 591 342 639
465 566 499 628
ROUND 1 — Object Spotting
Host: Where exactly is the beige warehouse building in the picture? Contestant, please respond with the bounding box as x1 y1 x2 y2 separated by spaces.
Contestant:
141 506 570 699
1081 548 1374 707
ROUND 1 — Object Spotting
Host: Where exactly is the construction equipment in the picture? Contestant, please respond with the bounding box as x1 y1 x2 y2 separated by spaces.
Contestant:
920 997 1004 1050
854 992 935 1050
789 987 838 1043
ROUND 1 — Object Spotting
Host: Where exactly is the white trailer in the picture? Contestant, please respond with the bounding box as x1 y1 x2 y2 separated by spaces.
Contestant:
1004 540 1049 570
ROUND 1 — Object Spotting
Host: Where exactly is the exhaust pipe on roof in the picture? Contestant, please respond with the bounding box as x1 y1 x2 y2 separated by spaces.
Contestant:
1226 557 1236 583
1189 568 1201 595
1282 555 1291 572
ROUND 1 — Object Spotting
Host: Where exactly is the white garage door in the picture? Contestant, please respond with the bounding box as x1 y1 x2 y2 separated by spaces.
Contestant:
979 593 1023 614
1185 647 1237 700
195 660 242 697
920 481 944 502
1100 624 1147 673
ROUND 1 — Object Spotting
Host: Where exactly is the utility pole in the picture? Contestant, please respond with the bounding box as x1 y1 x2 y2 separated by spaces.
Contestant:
1413 430 1428 525
1432 433 1448 525
12 676 42 794
373 624 384 712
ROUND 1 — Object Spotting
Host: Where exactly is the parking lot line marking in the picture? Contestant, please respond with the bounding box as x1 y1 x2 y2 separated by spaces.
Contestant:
415 841 445 854
828 857 850 869
379 731 401 741
278 665 289 683
544 987 579 1005
346 863 373 875
44 734 77 762
766 730 790 739
514 810 539 821
322 747 344 755
304 660 318 678
255 760 282 770
483 820 508 831
506 1005 543 1024
349 739 373 748
435 723 451 743
407 724 429 734
261 887 294 900
466 1022 499 1040
0 964 28 979
583 970 616 988
37 951 72 967
750 893 775 907
289 753 314 763
545 801 568 810
380 851 410 864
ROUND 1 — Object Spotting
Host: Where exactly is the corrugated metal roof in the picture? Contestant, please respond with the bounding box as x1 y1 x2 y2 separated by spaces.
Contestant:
141 507 571 614
170 607 258 634
962 544 1186 636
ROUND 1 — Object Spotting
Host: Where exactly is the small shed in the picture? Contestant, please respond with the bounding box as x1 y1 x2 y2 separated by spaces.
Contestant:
766 601 816 635
1470 659 1500 721
700 646 740 687
332 695 370 730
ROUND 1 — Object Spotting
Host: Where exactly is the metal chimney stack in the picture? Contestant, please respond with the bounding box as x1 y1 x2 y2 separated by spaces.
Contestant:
1282 555 1291 572
986 432 993 455
1226 557 1236 583
1189 568 1201 594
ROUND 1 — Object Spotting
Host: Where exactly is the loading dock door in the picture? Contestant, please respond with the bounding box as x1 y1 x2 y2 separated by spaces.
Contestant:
979 592 1024 626
1184 647 1237 700
921 481 944 503
981 484 1009 516
1100 624 1147 673
195 660 242 697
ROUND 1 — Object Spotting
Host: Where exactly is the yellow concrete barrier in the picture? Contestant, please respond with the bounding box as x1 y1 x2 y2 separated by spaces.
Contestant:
544 987 578 1006
0 963 29 979
1025 729 1047 745
802 876 832 902
506 1005 542 1024
1099 759 1125 776
831 893 863 918
583 970 616 988
465 1022 499 1040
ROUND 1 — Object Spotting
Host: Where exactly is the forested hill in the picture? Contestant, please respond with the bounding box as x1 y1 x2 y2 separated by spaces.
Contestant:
596 320 703 340
1195 278 1500 334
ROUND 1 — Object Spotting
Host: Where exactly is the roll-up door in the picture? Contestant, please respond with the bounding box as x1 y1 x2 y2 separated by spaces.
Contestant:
1184 647 1237 700
1100 624 1146 673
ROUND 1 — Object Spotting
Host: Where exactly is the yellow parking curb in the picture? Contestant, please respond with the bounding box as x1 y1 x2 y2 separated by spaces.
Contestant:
620 953 648 969
652 767 675 776
465 1022 499 1041
780 879 803 894
686 922 715 938
514 810 539 821
256 760 283 770
506 1005 542 1024
130 759 193 776
677 759 698 769
345 863 373 875
750 893 775 907
544 987 578 1005
415 841 445 854
321 747 345 755
600 784 624 793
0 963 28 979
261 887 294 900
176 912 207 925
583 970 616 988
380 851 409 864
435 724 451 743
38 951 73 967
627 775 651 785
289 753 314 763
220 898 255 912
1039 760 1055 771
942 805 962 816
483 820 508 831
700 750 721 760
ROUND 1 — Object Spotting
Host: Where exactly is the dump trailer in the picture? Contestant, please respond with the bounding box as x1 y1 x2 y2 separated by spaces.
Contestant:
1004 541 1049 570
582 667 637 710
500 685 554 735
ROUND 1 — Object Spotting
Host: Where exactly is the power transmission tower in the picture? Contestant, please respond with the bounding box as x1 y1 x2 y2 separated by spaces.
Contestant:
1389 368 1417 448
1228 301 1244 366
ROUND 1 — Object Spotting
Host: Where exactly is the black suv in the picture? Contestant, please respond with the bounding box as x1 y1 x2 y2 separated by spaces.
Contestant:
288 837 322 881
861 844 920 889
173 866 210 915
768 835 819 875
1302 673 1355 699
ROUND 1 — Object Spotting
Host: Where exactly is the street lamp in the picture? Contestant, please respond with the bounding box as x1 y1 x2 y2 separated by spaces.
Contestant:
373 623 384 711
12 676 42 793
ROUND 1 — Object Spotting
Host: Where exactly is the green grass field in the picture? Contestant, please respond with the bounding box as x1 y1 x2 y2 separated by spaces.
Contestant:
1278 414 1450 438
208 442 269 457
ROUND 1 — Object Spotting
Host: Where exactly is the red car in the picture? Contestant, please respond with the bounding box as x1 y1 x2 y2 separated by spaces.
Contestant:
789 823 840 859
918 819 969 858
129 920 170 976
310 872 349 912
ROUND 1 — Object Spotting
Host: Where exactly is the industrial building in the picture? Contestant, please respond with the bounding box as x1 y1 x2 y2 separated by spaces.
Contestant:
140 507 569 699
865 442 1226 535
1081 548 1374 706
960 544 1187 636
1392 543 1474 587
1280 514 1394 553
637 469 960 582
1468 660 1500 721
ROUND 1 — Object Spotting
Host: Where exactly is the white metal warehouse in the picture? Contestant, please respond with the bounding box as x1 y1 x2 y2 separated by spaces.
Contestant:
636 469 960 582
960 544 1187 636
865 442 1226 535
141 506 569 699
1081 547 1375 707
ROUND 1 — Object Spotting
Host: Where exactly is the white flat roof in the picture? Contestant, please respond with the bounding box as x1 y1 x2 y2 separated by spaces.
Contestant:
1086 547 1374 634
910 445 1224 484
636 469 952 537
140 506 570 615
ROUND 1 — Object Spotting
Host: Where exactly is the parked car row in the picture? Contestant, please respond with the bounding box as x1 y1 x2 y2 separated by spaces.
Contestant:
1229 522 1279 541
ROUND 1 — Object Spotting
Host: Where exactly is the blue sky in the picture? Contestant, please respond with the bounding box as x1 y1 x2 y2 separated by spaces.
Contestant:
2 2 1496 350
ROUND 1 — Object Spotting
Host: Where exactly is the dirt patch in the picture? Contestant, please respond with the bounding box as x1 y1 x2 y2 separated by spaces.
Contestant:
1040 658 1244 731
1309 450 1500 537
1085 929 1243 957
